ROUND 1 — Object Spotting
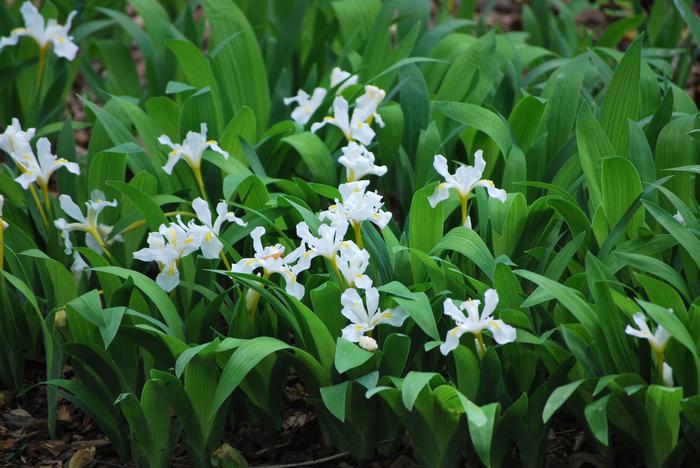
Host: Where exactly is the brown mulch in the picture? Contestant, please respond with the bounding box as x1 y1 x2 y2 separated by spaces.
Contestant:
1 361 605 468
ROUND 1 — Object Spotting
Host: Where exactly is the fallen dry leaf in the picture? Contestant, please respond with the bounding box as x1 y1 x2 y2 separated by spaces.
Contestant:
57 405 72 423
68 446 95 468
40 439 69 457
0 438 15 450
70 438 110 450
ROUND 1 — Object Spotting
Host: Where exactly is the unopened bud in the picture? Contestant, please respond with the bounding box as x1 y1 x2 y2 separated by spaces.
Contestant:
54 309 67 329
358 335 378 352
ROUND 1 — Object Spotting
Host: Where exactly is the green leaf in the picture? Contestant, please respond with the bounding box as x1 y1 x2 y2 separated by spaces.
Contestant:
402 371 441 410
433 101 513 157
598 15 644 48
436 31 495 103
90 267 184 340
584 395 610 446
638 300 699 360
645 385 683 467
204 0 270 133
643 200 700 268
516 270 599 339
673 0 700 48
167 39 221 106
107 180 167 231
541 58 585 158
576 103 616 209
320 382 349 422
467 402 498 467
378 281 440 340
508 94 547 153
601 157 643 233
20 249 77 307
543 379 586 423
334 337 373 374
209 337 290 425
431 227 496 279
599 35 641 156
282 132 337 186
380 333 411 376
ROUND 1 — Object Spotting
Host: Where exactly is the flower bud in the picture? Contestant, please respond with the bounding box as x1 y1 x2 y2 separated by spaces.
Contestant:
54 309 67 329
358 335 378 352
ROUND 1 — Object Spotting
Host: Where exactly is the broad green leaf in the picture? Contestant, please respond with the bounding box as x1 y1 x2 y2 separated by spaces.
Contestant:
645 385 683 468
282 132 337 186
543 379 587 422
576 103 616 209
601 157 643 234
320 382 350 422
584 395 610 446
599 35 641 155
643 200 700 268
401 371 441 410
204 0 270 132
378 281 440 340
431 227 496 279
433 101 512 157
209 337 290 425
91 266 184 340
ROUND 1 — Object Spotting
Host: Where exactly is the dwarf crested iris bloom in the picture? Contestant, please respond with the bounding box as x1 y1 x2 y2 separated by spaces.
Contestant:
284 88 327 125
158 123 228 175
338 142 387 182
231 226 308 300
186 197 246 259
440 289 516 356
0 2 78 60
54 191 121 255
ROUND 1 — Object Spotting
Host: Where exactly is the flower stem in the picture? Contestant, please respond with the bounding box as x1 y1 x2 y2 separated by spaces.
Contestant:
219 251 231 271
460 196 468 227
353 222 363 249
89 228 116 264
192 165 208 201
246 271 270 314
29 184 49 229
330 256 346 289
656 350 665 381
40 183 53 219
0 223 4 270
116 211 195 237
475 332 486 358
35 46 47 96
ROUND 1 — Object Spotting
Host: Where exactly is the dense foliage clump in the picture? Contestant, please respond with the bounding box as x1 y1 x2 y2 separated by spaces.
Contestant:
0 1 699 466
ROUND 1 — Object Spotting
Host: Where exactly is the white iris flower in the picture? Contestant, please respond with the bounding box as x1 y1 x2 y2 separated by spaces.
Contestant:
336 240 372 289
311 85 386 146
624 312 671 354
625 311 675 386
54 191 121 255
133 222 202 292
0 119 79 190
330 67 358 94
186 198 246 259
11 137 79 190
0 2 78 60
320 181 392 231
295 220 349 268
231 226 307 300
158 123 228 175
440 289 516 357
0 195 7 229
429 152 506 228
0 119 35 156
340 286 408 350
284 88 327 125
338 142 387 182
